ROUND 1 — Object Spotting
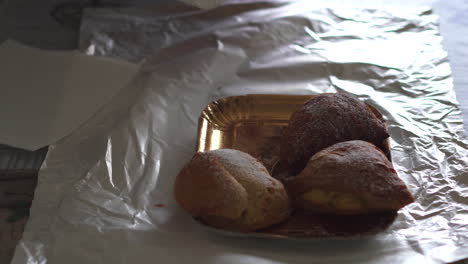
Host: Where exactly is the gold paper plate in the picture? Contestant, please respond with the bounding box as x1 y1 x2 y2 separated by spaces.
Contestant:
196 94 396 238
197 94 316 172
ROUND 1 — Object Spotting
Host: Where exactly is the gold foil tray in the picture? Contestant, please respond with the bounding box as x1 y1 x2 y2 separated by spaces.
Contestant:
197 94 316 172
196 94 396 239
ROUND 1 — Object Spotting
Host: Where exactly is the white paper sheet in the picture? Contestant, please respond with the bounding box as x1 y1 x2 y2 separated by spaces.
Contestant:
0 40 138 150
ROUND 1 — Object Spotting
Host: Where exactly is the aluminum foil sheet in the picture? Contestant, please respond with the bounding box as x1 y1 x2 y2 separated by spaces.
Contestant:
12 1 468 263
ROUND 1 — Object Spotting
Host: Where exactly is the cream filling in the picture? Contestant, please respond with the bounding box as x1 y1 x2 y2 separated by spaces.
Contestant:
302 189 363 211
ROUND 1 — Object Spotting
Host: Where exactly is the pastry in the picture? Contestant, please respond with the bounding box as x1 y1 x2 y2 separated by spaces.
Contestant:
280 93 389 174
174 149 291 232
286 140 414 214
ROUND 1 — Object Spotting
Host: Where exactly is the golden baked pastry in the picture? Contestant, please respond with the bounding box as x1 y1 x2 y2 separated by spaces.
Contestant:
280 93 389 174
174 149 291 232
286 140 414 214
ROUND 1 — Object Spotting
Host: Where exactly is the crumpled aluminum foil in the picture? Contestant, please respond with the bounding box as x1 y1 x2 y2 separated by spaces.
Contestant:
12 1 468 264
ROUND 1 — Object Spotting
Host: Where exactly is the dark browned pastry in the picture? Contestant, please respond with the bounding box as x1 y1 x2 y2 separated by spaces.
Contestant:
280 93 389 175
174 149 291 232
286 140 414 215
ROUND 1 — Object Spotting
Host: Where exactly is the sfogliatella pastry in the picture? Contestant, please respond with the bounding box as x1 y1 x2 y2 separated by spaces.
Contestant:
174 149 291 232
286 140 414 215
280 93 389 174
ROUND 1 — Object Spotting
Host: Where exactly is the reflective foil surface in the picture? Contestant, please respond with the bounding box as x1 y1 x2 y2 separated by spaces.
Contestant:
12 2 468 264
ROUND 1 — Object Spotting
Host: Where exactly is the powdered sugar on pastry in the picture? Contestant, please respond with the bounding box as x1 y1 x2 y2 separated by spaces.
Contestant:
286 140 414 215
280 93 389 175
174 149 291 231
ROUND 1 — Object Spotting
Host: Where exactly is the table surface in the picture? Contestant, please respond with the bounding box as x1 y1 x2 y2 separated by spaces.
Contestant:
0 0 467 264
